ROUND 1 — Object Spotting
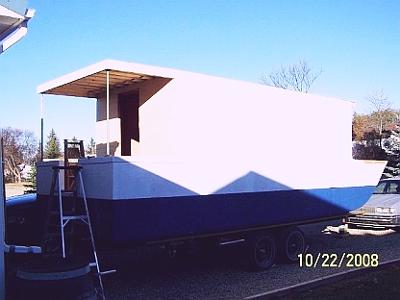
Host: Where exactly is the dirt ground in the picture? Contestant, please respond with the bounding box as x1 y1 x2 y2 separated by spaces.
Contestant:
5 182 26 197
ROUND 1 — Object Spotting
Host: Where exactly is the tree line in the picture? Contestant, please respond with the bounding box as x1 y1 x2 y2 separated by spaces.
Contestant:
1 127 96 183
352 91 400 178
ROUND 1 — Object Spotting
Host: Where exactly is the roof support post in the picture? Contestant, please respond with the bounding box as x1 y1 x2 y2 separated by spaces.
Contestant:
40 94 44 161
106 70 110 156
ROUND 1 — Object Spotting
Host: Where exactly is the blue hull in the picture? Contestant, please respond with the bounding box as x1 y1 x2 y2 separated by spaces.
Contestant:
89 185 375 243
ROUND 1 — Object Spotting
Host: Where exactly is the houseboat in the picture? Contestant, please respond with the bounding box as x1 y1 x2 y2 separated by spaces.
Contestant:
34 60 385 268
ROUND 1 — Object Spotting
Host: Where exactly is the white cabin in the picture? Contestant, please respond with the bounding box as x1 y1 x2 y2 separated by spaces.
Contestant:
37 60 385 198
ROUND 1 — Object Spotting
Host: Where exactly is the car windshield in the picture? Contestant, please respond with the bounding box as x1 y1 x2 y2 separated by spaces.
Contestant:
374 180 400 194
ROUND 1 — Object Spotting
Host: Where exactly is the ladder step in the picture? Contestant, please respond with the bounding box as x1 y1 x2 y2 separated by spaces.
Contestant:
99 269 117 276
62 215 88 221
89 263 116 276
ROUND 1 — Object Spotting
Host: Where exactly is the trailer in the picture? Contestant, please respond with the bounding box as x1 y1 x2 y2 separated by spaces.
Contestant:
5 191 370 271
26 59 386 270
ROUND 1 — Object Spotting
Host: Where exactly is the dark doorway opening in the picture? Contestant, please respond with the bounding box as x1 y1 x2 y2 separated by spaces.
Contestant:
118 91 139 156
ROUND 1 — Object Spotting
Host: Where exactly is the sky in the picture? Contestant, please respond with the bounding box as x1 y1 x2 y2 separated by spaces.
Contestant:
1 0 399 144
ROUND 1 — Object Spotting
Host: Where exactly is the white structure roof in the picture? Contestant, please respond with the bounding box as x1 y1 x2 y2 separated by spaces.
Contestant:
37 59 355 107
36 59 185 98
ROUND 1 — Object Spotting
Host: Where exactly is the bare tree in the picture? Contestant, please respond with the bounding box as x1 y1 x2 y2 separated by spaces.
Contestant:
367 90 393 148
0 127 37 182
262 60 321 93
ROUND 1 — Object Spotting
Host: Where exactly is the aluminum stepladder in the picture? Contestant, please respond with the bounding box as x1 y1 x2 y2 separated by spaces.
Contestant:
45 165 107 299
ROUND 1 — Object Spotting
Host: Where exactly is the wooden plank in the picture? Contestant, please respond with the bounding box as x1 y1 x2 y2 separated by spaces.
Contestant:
44 70 155 97
52 84 94 92
50 86 95 97
67 81 104 88
49 90 93 97
78 76 136 85
95 70 150 80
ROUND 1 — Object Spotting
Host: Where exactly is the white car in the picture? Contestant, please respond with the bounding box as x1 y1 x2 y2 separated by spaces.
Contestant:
345 178 400 229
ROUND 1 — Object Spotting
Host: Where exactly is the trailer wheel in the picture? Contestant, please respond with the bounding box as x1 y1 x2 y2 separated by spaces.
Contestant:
279 227 306 262
246 233 277 271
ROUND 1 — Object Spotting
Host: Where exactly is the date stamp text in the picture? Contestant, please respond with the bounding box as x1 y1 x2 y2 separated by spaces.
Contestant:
298 253 379 268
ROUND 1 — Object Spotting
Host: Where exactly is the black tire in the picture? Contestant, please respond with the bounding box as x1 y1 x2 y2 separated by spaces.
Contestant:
246 232 277 271
279 227 306 263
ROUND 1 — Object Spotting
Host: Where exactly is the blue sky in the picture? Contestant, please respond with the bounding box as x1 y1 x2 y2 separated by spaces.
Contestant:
1 0 399 143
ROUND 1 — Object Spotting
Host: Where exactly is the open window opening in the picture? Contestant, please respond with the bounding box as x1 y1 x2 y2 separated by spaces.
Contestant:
118 91 139 156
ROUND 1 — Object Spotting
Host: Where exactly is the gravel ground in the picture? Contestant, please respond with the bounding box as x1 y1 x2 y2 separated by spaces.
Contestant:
102 220 400 300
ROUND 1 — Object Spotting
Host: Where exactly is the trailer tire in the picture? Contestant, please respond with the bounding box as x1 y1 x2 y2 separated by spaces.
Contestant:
279 227 306 263
246 232 277 271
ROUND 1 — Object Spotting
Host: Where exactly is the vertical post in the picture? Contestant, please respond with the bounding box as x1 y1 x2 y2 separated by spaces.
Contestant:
0 138 5 300
40 94 44 161
106 70 110 156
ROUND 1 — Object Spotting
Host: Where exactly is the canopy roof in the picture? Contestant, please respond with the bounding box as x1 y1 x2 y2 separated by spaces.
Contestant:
37 59 176 98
